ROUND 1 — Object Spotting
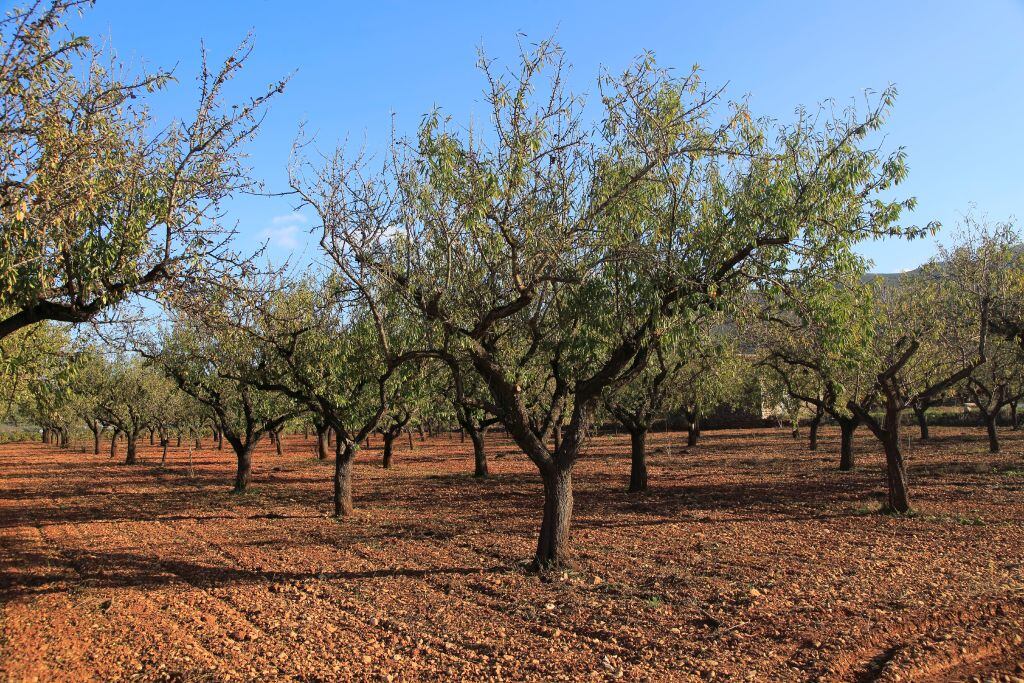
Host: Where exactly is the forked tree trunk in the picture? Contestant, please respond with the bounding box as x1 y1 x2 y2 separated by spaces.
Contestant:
913 404 929 440
838 418 857 471
628 427 648 493
125 433 138 465
334 440 356 517
60 429 69 448
984 413 1000 454
382 432 395 469
535 465 573 570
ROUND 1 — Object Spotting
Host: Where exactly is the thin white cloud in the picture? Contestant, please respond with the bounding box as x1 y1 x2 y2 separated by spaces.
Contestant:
261 212 309 250
271 212 308 226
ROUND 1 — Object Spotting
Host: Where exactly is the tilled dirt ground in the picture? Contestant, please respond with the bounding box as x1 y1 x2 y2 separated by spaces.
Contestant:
1 425 1023 682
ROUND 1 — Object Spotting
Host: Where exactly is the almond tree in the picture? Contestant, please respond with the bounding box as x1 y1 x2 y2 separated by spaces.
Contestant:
445 365 501 478
236 279 415 516
153 313 303 492
963 336 1024 453
848 251 992 513
93 358 164 464
301 41 924 569
755 269 875 470
671 334 747 448
0 1 285 339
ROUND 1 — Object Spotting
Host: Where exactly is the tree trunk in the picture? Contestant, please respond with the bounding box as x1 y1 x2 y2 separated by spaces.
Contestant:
882 413 910 513
60 429 69 448
316 424 328 460
195 436 202 449
274 429 284 456
553 424 562 452
161 438 169 465
808 407 823 451
913 404 929 440
149 428 154 446
686 414 701 447
217 429 223 450
839 418 857 471
628 427 648 493
92 425 101 455
110 431 119 459
233 443 254 493
985 413 1000 454
334 440 356 517
469 424 488 478
382 432 395 469
176 433 182 447
534 465 573 570
125 433 138 465
1011 402 1019 430
406 428 414 450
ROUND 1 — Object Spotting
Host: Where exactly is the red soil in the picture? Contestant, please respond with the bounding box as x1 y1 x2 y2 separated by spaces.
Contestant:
1 426 1023 681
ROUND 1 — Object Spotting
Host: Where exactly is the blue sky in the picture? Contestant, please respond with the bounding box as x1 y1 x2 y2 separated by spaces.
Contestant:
56 0 1024 272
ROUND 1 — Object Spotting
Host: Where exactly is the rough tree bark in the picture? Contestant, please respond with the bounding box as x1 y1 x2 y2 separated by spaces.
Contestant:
234 443 254 492
838 417 858 471
124 433 138 465
880 407 911 513
808 405 824 451
628 427 648 493
912 402 930 440
535 464 573 569
984 413 1000 454
685 410 701 447
334 439 356 517
315 423 329 460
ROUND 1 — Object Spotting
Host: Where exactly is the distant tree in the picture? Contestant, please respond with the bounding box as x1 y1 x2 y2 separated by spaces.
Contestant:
963 336 1024 453
154 311 302 492
755 268 875 470
93 359 163 464
671 334 748 448
17 324 78 446
0 1 285 340
238 280 413 516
